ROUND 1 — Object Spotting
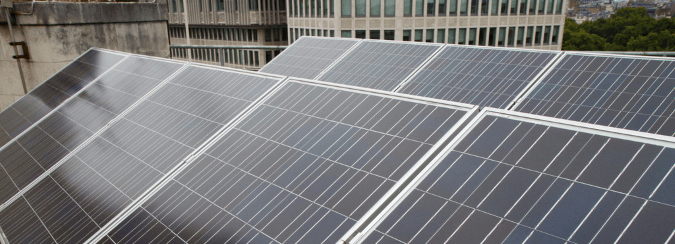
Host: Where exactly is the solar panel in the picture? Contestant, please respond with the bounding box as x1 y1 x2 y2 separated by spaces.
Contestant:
358 108 675 244
514 53 675 137
0 55 185 207
259 37 360 79
397 46 560 109
98 79 477 244
0 49 126 148
0 64 284 244
317 40 442 91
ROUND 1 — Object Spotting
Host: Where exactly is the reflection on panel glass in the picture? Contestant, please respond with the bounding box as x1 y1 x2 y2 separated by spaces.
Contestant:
260 37 359 79
0 65 282 244
319 41 441 91
364 113 675 244
0 49 126 147
399 46 558 109
106 81 469 244
517 54 675 136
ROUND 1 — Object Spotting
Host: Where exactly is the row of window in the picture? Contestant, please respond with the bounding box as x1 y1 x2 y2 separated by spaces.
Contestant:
289 25 560 46
288 0 562 18
171 47 282 67
171 0 286 13
169 27 289 42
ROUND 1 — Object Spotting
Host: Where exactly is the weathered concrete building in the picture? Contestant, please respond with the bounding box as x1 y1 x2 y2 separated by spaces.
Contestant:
0 2 170 110
287 0 567 50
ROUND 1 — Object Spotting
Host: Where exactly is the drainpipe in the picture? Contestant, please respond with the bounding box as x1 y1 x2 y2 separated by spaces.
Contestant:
4 8 28 94
182 0 191 62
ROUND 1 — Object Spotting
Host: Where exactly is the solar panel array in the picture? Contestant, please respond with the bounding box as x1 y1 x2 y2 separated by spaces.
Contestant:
516 53 675 136
358 110 675 244
0 49 126 148
3 38 675 244
398 46 558 109
259 37 360 79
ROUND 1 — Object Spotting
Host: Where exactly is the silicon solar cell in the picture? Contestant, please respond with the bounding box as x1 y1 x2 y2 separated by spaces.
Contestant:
0 49 126 147
398 46 559 109
359 109 675 244
259 37 359 79
317 41 442 91
515 53 675 136
100 80 475 244
0 64 284 244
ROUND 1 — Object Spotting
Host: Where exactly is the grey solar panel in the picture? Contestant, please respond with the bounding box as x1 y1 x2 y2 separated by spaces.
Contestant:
515 53 675 137
259 37 360 79
0 49 126 148
398 45 560 109
0 55 186 213
358 108 675 244
317 40 442 91
98 79 477 244
0 64 284 244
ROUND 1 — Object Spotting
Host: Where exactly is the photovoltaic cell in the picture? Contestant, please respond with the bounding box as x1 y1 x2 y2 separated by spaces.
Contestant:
398 46 559 109
259 37 359 79
516 53 675 136
361 110 675 244
104 80 472 244
0 49 126 147
317 41 441 91
0 65 283 244
0 56 184 207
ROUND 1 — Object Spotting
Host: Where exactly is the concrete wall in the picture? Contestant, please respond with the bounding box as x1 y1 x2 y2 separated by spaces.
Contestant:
0 2 170 110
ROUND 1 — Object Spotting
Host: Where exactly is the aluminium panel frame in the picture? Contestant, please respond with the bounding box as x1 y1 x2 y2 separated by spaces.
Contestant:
350 107 675 244
84 67 290 244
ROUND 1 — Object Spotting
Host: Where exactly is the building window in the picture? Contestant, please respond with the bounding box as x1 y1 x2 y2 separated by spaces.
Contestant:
535 26 542 44
556 0 562 13
403 29 412 41
438 0 446 15
250 0 258 10
470 0 478 15
371 0 381 16
478 27 488 46
458 28 466 44
520 0 526 14
342 30 352 37
481 0 488 14
312 0 316 16
416 0 424 16
426 29 434 42
331 0 335 16
517 26 525 45
508 26 515 46
526 26 533 45
356 0 366 16
468 28 476 45
537 0 544 14
385 0 395 16
449 0 457 14
428 0 435 15
529 0 535 14
499 27 506 46
437 29 445 43
311 29 316 36
294 0 299 15
404 0 412 15
415 29 423 41
324 0 329 16
172 0 177 12
552 25 559 44
180 0 184 11
544 26 551 44
306 0 310 16
511 0 517 14
371 30 381 39
448 28 456 44
356 30 366 38
491 0 498 14
501 0 508 14
384 30 395 40
460 0 467 15
547 0 553 13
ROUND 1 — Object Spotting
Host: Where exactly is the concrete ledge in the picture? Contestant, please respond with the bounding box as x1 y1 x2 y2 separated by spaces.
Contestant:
8 2 168 25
